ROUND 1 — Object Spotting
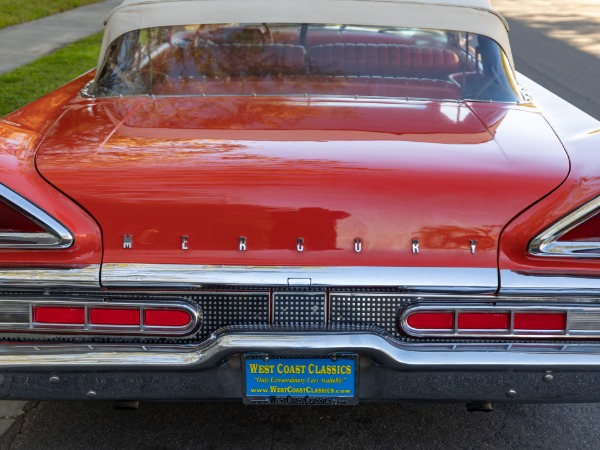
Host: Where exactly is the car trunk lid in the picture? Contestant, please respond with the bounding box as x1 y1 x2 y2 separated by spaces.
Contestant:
35 96 569 288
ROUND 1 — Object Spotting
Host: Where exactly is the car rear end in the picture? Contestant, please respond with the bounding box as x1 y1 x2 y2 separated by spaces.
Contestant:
1 0 600 406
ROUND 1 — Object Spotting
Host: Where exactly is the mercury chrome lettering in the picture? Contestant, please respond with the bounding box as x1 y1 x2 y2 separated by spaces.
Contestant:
118 235 483 253
412 239 420 254
354 238 362 253
470 240 477 254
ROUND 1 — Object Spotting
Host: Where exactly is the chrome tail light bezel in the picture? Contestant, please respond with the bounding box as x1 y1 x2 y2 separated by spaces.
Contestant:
400 304 600 339
0 298 201 336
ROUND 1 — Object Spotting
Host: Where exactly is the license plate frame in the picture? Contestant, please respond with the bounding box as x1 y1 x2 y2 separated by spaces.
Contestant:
242 354 359 405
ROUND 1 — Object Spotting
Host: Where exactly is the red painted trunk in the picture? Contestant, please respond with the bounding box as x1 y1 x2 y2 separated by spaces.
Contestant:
36 97 568 268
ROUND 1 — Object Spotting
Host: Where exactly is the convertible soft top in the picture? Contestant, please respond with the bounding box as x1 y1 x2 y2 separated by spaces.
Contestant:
98 0 513 69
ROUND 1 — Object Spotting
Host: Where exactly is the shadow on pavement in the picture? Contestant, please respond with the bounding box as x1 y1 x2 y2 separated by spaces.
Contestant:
1 400 600 450
505 16 600 120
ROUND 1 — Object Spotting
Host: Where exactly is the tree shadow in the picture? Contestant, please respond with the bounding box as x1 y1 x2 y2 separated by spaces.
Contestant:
499 14 600 119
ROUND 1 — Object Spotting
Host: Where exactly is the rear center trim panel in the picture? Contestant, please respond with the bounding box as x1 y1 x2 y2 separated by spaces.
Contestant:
100 264 497 293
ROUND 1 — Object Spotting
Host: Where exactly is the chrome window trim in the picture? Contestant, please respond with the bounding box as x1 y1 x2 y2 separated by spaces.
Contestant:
101 264 497 293
529 194 600 258
0 184 73 249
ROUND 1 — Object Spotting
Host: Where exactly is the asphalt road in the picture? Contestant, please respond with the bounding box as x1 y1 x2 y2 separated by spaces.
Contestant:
1 3 600 450
505 17 600 120
2 401 600 450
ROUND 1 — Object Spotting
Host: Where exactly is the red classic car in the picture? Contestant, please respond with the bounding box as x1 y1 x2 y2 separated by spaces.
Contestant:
0 0 599 407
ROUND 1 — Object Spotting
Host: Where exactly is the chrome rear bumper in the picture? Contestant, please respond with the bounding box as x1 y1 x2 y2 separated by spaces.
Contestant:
2 329 600 370
2 330 600 402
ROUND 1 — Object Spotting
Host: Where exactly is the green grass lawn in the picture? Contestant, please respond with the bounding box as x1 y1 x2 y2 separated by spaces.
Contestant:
0 32 102 117
0 0 102 29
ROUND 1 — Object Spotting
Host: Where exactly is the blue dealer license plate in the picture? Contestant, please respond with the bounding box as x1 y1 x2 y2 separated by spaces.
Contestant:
243 354 358 405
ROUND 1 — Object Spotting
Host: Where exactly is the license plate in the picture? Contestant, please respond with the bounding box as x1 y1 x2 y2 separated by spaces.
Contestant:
242 354 358 405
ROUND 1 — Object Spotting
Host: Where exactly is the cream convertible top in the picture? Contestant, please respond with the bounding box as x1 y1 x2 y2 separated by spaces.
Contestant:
98 0 514 70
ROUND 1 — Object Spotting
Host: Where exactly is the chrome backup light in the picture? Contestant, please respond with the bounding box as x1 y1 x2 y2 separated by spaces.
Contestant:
0 300 200 336
401 305 600 339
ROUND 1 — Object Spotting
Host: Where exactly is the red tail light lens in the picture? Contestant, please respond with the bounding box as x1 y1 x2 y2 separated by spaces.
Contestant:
529 196 600 257
7 301 198 336
402 308 569 337
0 200 44 233
458 312 509 330
558 213 600 242
34 306 85 325
144 309 192 327
89 308 140 326
514 312 566 331
406 312 453 329
0 185 73 248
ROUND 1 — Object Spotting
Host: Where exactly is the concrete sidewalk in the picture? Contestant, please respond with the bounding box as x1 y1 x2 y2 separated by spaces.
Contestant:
0 0 121 75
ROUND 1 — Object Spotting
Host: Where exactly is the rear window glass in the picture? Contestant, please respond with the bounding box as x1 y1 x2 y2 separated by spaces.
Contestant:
92 23 520 102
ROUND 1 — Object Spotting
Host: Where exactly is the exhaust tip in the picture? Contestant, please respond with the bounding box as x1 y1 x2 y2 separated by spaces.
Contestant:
113 400 140 411
466 401 493 412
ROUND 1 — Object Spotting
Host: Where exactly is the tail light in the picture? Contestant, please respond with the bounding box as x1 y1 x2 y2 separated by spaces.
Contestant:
89 308 140 326
35 306 85 325
400 305 592 338
0 300 200 336
0 201 45 233
0 184 73 249
513 312 566 331
458 312 509 330
557 213 600 243
406 312 453 330
145 309 192 327
529 195 600 258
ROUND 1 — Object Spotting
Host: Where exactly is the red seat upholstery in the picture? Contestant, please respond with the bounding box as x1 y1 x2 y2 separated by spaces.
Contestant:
304 30 416 47
308 44 459 79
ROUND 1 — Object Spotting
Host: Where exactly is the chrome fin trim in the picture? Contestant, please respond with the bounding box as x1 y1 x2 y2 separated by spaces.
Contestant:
101 264 497 293
0 266 100 288
529 194 600 258
500 270 600 296
0 330 599 370
0 184 73 249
